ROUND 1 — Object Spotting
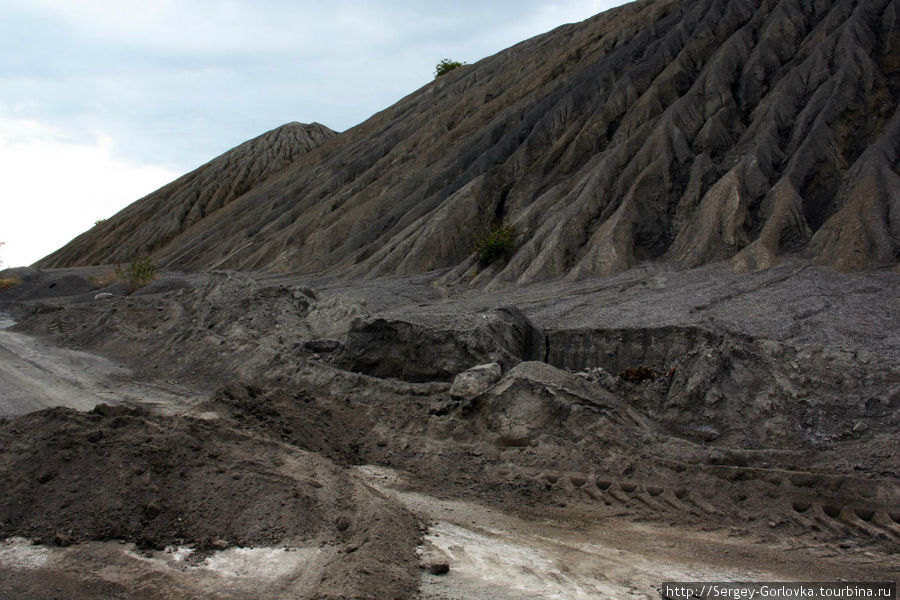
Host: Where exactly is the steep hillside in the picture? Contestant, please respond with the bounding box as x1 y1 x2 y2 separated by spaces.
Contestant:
38 0 900 283
37 122 336 268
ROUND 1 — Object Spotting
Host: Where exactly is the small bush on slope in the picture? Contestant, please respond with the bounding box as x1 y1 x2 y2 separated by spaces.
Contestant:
434 58 464 78
473 222 517 266
114 255 159 291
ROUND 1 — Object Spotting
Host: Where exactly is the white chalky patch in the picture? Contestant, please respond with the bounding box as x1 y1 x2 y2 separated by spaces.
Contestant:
0 537 51 569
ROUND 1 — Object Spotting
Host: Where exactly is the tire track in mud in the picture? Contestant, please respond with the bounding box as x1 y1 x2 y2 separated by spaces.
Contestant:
496 465 900 548
354 465 896 600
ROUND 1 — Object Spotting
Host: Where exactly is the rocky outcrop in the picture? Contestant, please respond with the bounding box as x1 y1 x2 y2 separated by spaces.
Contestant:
337 307 543 382
37 0 900 282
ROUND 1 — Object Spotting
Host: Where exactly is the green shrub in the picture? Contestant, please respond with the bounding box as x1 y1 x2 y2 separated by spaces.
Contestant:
434 58 464 78
114 255 159 291
94 218 106 226
473 222 517 265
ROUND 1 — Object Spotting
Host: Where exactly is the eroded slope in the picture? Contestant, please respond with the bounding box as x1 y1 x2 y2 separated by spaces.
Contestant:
35 0 900 283
37 122 336 269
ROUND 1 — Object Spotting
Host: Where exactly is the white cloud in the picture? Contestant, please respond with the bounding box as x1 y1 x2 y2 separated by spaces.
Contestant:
0 118 177 268
10 0 396 53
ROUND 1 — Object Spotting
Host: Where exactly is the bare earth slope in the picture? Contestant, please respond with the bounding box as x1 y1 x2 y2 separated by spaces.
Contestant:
37 122 336 269
36 0 900 284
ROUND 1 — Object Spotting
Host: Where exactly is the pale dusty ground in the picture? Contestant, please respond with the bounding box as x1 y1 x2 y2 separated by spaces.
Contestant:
0 318 200 417
356 466 897 600
0 535 328 599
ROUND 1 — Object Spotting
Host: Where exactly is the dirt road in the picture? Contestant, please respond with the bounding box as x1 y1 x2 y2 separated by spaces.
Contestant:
0 317 200 417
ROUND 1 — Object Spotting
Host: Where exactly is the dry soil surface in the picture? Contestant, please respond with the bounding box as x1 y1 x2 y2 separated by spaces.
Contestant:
0 263 897 598
0 323 200 417
0 327 896 599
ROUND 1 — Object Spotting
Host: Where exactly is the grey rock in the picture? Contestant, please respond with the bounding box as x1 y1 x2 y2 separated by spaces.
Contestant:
449 363 502 400
94 281 130 297
466 361 632 444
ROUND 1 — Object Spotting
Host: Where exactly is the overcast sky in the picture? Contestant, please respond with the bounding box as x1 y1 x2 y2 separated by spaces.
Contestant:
1 0 626 268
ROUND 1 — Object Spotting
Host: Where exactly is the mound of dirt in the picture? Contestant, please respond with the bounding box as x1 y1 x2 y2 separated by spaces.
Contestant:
34 0 900 283
0 403 421 599
421 361 900 552
203 383 375 465
36 122 335 269
4 272 345 385
0 268 96 302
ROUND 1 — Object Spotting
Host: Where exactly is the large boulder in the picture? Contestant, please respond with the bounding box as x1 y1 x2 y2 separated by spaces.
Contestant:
449 363 502 400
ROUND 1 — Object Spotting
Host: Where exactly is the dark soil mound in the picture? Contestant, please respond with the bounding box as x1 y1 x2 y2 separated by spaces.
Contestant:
1 403 361 549
0 403 421 599
0 267 96 302
204 383 374 465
